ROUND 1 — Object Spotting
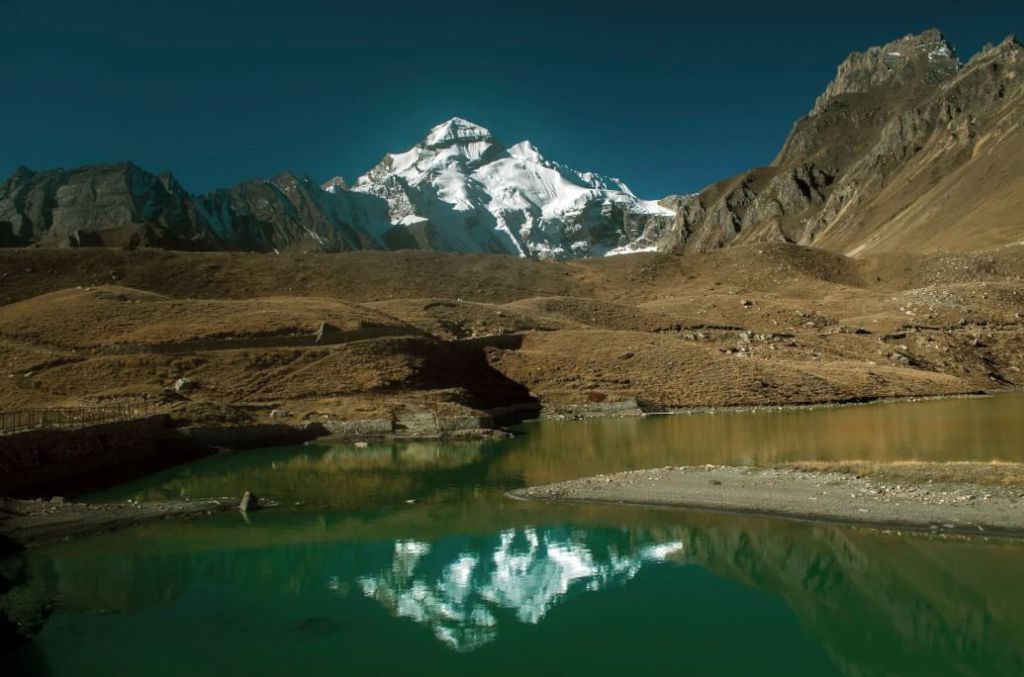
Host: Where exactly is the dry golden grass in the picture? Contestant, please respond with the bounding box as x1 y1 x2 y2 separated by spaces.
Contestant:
486 329 971 408
786 460 1024 488
0 286 417 348
0 243 1022 424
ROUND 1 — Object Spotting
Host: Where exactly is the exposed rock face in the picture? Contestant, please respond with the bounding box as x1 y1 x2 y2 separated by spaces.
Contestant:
196 172 390 252
0 164 391 253
322 176 349 193
0 164 204 248
808 28 959 117
653 30 1024 256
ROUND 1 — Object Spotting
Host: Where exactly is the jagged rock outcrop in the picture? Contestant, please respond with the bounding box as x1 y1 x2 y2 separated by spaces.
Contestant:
0 163 206 249
807 28 959 119
321 176 349 193
0 164 391 253
196 172 390 252
653 30 1024 257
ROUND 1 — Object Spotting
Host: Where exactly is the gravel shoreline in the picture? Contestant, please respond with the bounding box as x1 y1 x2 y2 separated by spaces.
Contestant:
509 465 1024 538
0 497 243 548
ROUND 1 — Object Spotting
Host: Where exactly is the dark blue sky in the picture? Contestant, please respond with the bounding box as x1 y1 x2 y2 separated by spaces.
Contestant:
1 1 1022 198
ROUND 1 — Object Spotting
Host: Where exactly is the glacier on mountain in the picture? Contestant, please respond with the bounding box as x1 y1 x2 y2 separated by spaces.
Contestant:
343 117 675 259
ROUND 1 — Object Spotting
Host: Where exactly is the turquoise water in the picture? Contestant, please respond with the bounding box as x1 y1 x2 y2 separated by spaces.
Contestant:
3 393 1024 676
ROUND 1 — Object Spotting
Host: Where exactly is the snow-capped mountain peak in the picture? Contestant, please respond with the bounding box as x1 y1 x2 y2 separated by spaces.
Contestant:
348 117 674 259
423 117 496 148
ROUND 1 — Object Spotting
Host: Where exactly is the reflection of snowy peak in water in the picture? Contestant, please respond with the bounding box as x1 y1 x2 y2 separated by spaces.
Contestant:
355 527 683 652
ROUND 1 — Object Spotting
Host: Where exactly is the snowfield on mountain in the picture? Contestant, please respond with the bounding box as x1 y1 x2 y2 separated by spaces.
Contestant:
345 117 675 259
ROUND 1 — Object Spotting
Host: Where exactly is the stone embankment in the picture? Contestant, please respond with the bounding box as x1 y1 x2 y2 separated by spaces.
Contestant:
0 403 537 500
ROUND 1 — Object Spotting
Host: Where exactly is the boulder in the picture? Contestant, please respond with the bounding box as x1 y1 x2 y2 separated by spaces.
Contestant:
172 377 196 395
239 491 259 512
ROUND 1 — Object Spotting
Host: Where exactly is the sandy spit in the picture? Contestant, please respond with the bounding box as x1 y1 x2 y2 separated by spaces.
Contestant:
0 497 242 548
509 465 1024 538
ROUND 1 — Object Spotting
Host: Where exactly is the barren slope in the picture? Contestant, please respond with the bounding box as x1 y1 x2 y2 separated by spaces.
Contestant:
1 244 1022 429
648 31 1024 258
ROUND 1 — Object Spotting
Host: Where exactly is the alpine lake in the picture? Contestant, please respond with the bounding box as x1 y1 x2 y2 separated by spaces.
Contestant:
4 392 1024 676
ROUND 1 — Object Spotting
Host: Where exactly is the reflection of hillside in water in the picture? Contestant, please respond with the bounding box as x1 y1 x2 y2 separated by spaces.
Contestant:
96 393 1024 513
356 528 682 652
104 440 496 509
492 393 1024 487
679 520 1024 677
347 517 1024 669
316 442 486 469
15 512 1024 674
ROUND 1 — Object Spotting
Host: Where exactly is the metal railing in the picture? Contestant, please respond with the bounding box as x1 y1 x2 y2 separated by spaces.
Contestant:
0 403 155 436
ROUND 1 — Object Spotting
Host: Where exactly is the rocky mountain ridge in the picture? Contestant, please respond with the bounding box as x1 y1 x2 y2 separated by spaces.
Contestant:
0 119 672 257
0 163 391 253
2 29 1021 258
646 30 1024 256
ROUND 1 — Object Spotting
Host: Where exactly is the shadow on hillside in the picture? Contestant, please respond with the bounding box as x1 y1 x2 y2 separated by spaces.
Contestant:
402 335 539 419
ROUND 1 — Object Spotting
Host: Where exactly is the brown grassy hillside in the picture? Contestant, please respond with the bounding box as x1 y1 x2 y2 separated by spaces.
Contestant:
0 244 1021 427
